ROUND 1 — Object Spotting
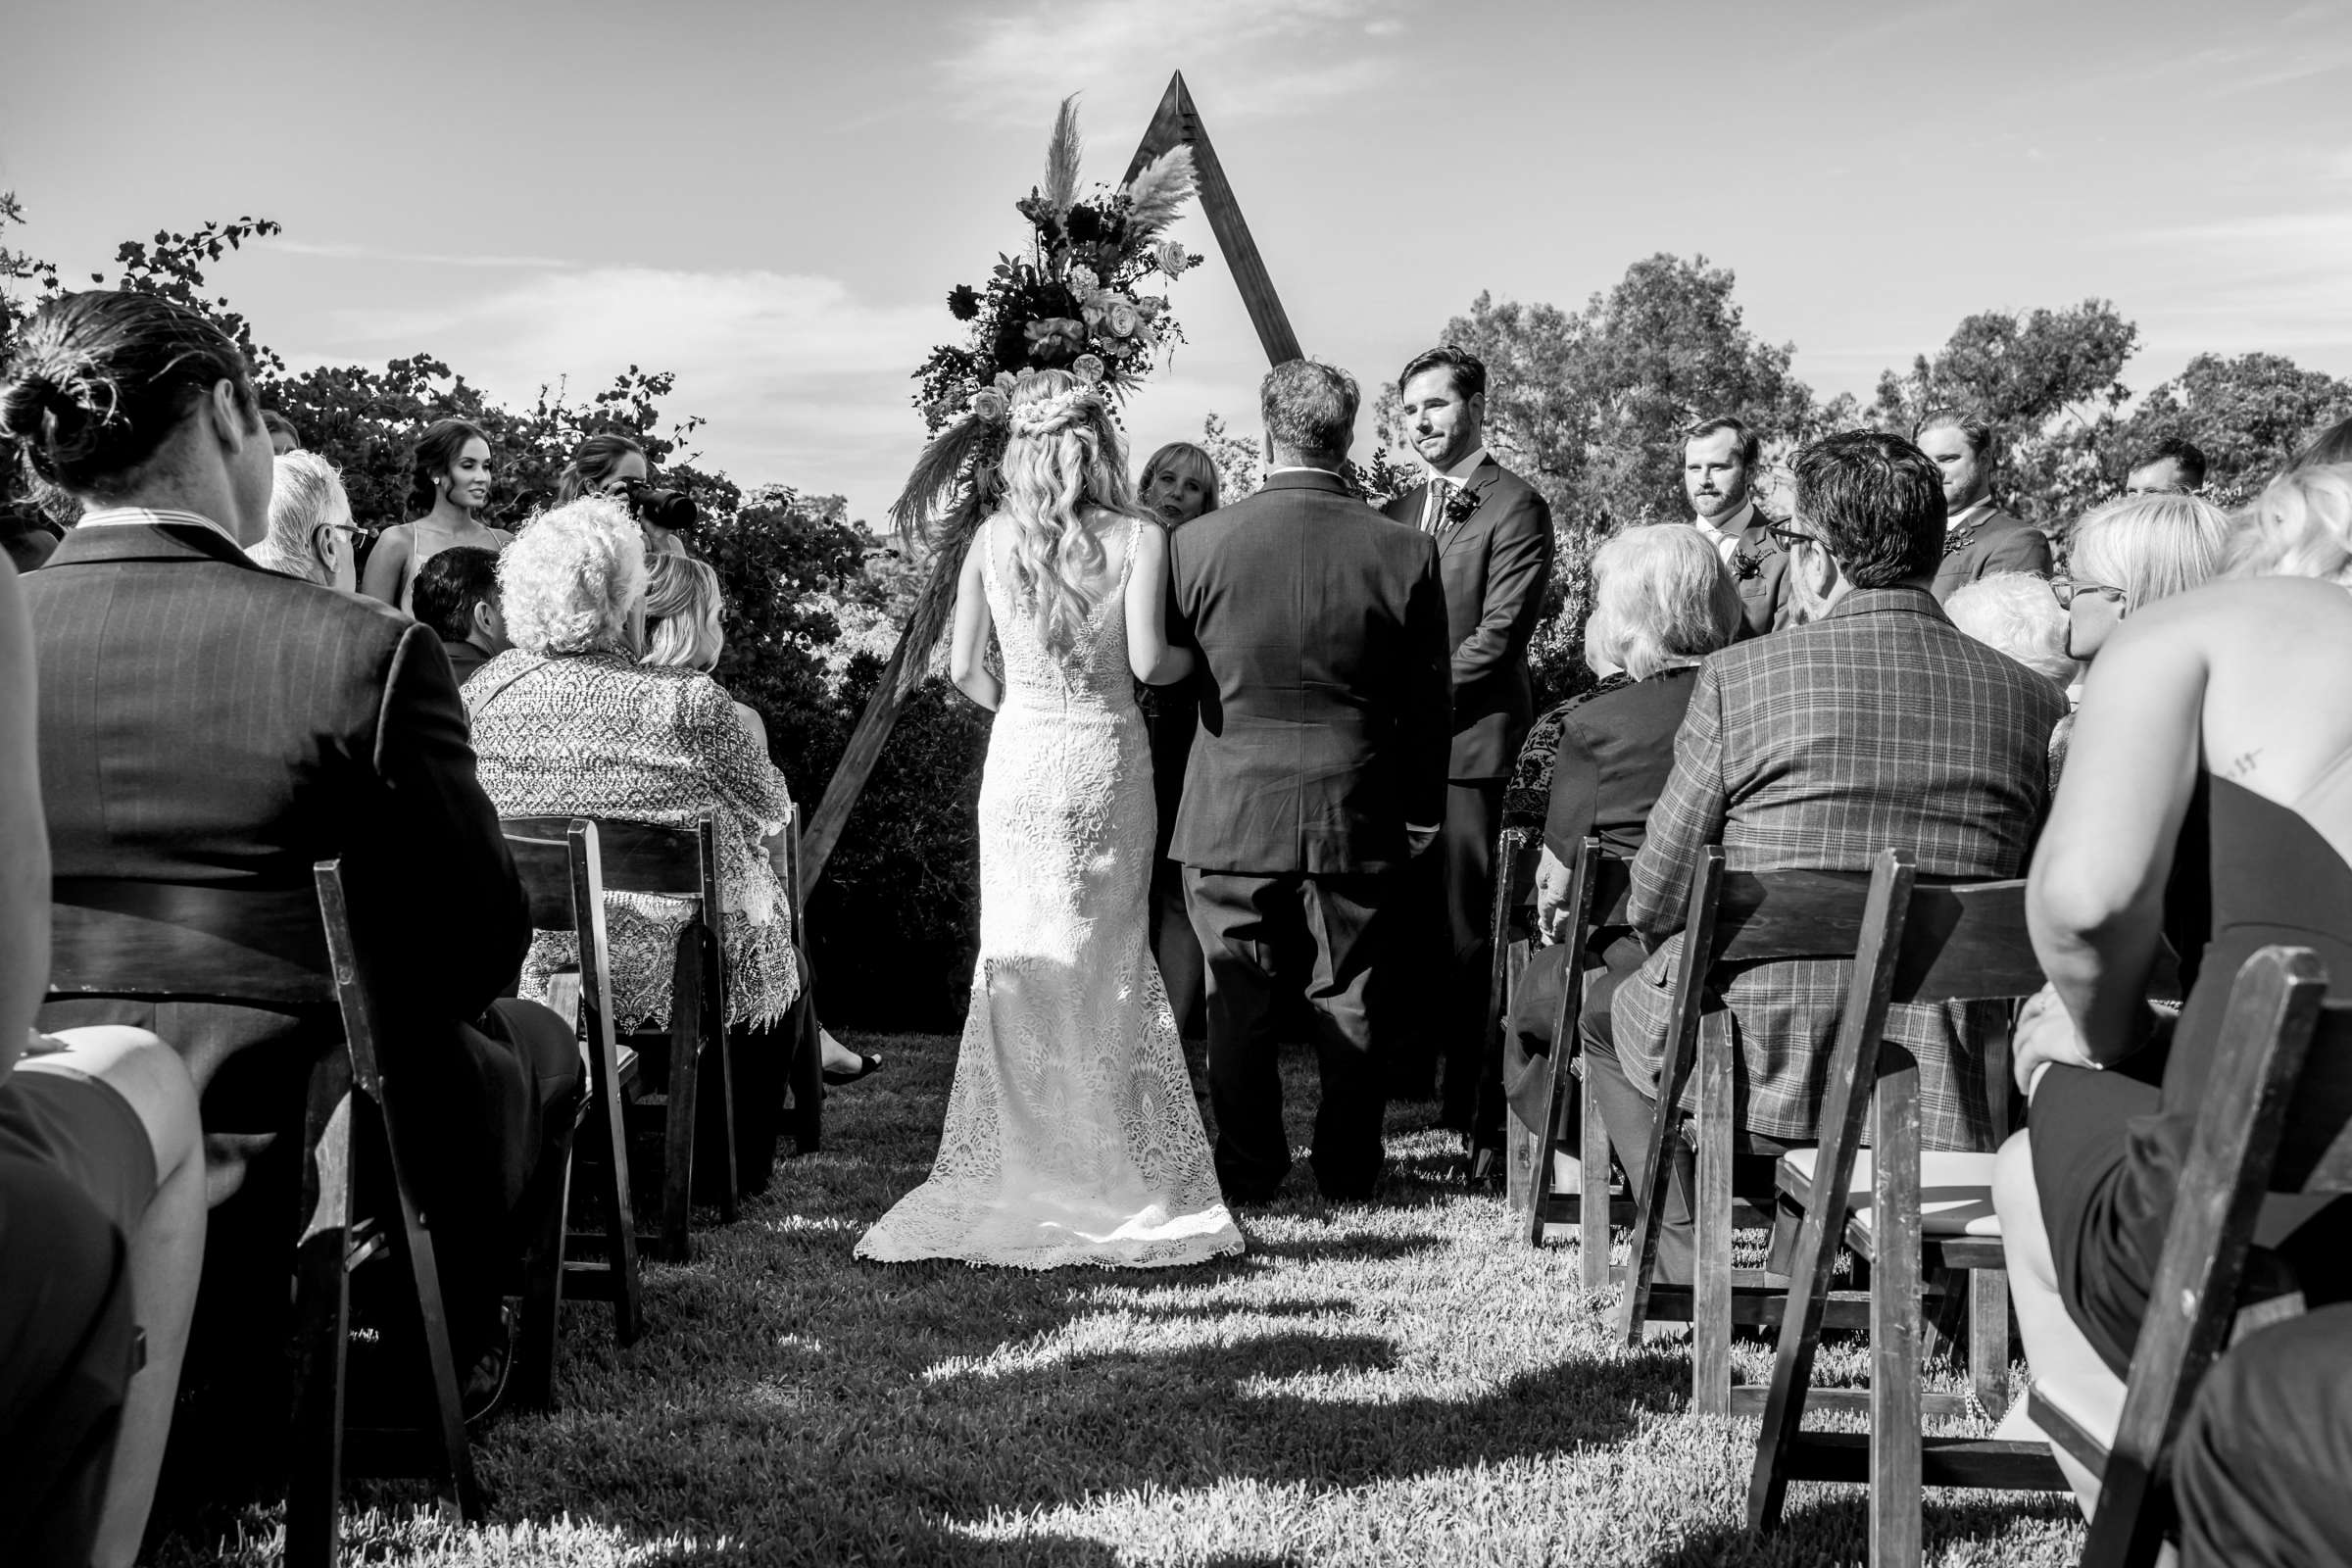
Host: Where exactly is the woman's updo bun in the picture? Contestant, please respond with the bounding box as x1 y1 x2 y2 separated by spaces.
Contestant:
0 291 254 495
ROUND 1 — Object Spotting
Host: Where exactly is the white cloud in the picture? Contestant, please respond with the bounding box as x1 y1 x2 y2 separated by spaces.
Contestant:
274 239 581 270
308 267 946 517
943 0 1406 118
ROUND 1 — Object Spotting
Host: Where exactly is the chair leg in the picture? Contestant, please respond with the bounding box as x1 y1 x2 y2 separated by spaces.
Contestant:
701 929 741 1224
1970 1266 2012 1422
286 1087 355 1568
1579 1056 1612 1291
1693 1014 1736 1418
512 1137 575 1413
1525 1035 1571 1249
376 1099 483 1522
588 1066 645 1348
662 953 703 1265
1869 1058 1924 1568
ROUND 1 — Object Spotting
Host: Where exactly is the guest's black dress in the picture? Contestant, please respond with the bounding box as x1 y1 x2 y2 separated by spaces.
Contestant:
2034 773 2352 1377
1502 667 1697 1136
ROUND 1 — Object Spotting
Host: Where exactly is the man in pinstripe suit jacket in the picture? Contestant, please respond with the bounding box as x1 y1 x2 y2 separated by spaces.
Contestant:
14 289 580 1402
1582 430 2065 1285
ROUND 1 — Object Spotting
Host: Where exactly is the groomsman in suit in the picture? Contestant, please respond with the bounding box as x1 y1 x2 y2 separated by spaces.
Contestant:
1919 408 2053 600
1169 360 1451 1201
1383 347 1554 1166
1683 416 1795 640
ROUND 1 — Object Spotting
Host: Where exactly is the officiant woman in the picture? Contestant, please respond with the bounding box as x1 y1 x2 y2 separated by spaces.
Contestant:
1138 440 1221 1039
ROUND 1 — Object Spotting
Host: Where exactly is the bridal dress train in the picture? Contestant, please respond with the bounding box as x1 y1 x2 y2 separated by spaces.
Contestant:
857 514 1244 1269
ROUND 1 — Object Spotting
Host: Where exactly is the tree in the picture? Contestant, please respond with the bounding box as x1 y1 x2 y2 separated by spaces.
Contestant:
1198 410 1261 504
2117 353 2352 506
1869 299 2139 535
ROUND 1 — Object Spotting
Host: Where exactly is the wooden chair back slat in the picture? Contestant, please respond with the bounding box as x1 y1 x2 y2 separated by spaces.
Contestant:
498 812 713 899
500 825 582 933
48 878 333 1009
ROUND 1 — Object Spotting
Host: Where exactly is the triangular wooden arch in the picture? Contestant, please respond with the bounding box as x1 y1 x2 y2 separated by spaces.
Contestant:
799 72 1298 894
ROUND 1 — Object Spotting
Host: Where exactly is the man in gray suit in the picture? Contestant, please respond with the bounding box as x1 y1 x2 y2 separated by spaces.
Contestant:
1919 408 2053 600
1167 360 1452 1201
1583 430 2065 1282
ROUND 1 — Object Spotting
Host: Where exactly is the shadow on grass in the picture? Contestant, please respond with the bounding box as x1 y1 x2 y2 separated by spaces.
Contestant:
1636 1485 2084 1567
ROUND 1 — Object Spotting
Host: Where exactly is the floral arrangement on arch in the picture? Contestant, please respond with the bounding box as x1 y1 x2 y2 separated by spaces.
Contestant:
886 95 1201 688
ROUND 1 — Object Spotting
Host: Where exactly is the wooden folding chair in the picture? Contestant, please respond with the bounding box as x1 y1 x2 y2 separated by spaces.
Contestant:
499 817 647 1407
1614 848 1864 1415
2026 946 2347 1568
1520 837 1638 1275
541 812 738 1263
47 869 484 1568
1745 849 2069 1565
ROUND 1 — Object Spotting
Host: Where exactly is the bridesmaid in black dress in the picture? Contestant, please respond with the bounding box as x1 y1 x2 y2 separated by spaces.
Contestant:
1994 464 2352 1529
1136 441 1223 1039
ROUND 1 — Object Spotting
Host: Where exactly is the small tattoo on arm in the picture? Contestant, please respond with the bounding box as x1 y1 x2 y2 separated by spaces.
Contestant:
2226 749 2262 780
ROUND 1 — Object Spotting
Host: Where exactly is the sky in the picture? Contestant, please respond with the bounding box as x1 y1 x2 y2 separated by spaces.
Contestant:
7 0 2351 525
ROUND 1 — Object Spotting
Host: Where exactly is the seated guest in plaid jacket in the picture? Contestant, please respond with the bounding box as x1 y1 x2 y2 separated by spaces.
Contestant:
1582 430 2066 1285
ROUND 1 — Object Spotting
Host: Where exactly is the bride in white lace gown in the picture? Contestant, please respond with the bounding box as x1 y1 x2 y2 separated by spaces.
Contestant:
857 370 1243 1269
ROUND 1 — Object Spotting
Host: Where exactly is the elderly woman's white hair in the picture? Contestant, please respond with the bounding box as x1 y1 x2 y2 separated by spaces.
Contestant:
1944 571 2077 688
2070 491 2232 606
247 451 348 584
2229 463 2352 585
1582 523 1741 680
498 496 648 656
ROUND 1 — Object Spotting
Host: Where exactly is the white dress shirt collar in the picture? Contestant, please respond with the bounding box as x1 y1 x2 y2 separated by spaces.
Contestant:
1946 496 1996 533
74 506 242 547
1425 445 1489 485
1691 499 1759 563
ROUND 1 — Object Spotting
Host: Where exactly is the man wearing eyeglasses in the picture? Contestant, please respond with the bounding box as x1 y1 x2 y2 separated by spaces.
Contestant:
1581 431 2067 1284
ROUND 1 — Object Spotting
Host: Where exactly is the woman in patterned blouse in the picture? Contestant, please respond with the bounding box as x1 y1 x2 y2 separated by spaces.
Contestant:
465 499 801 1183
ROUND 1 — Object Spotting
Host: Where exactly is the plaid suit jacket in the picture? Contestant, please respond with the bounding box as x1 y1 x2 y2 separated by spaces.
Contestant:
1612 587 2067 1150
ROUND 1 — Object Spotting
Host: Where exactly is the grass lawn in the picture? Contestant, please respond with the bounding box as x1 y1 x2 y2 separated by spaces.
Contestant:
158 1030 2086 1566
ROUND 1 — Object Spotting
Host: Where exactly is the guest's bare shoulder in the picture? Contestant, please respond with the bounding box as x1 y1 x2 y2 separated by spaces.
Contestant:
2127 574 2352 652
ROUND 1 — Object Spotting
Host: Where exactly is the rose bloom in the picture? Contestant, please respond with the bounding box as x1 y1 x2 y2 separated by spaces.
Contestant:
1155 240 1188 273
969 388 1008 421
1105 299 1141 339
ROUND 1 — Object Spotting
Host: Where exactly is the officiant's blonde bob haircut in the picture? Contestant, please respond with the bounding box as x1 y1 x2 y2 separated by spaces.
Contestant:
1583 524 1741 681
499 496 649 657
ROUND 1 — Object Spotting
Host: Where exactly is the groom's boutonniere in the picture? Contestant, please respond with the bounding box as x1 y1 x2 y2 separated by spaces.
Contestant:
1430 476 1483 531
1940 518 1983 560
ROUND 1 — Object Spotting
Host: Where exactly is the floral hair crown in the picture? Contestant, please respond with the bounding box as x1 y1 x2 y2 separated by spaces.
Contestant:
965 356 1109 438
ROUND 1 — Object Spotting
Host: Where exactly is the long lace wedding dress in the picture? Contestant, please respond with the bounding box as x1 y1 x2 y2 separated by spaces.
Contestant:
856 514 1244 1268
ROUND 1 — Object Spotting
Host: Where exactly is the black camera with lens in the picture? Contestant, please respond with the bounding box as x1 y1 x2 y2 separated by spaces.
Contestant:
615 476 700 534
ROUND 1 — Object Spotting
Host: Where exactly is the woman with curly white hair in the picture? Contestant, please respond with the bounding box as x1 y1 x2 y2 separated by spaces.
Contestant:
1992 464 2352 1544
464 497 802 1194
858 368 1242 1269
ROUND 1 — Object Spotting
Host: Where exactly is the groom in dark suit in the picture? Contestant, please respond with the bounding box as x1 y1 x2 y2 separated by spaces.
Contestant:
1166 360 1451 1201
1383 347 1554 1163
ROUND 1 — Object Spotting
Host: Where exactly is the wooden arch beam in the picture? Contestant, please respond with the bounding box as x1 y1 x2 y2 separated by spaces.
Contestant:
799 73 1300 895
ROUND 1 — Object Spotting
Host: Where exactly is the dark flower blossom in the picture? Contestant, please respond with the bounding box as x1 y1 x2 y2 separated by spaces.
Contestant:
947 285 982 321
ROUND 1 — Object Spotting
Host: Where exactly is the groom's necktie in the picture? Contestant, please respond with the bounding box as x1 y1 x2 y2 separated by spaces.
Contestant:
1421 475 1461 534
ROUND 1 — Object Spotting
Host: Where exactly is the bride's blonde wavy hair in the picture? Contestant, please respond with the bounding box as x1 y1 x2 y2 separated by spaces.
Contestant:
998 368 1149 660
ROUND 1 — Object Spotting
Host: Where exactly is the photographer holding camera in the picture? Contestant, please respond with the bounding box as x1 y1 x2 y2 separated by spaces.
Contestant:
557 433 698 558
